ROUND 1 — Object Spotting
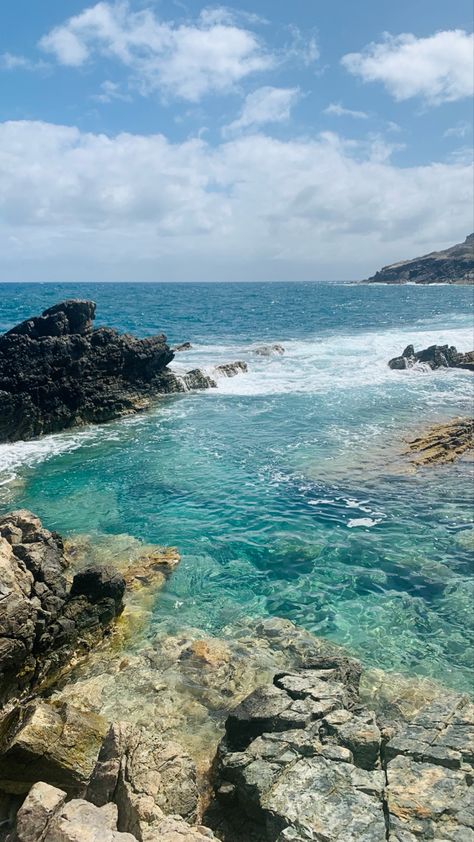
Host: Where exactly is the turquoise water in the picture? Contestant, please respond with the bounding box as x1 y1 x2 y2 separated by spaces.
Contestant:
1 282 473 691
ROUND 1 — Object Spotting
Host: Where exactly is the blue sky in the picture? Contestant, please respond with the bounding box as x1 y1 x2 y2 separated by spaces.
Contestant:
0 0 473 281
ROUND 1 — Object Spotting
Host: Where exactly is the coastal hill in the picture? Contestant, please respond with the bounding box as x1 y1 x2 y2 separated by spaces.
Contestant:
365 233 474 284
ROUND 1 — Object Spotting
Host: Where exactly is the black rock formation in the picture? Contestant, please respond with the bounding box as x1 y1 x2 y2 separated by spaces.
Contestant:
365 233 474 284
0 300 214 442
0 510 125 708
389 343 474 371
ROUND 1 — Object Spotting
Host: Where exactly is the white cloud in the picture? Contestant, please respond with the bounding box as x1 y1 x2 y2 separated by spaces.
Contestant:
224 86 300 135
324 102 368 119
92 80 132 103
342 29 474 105
444 121 471 139
0 52 48 71
0 120 472 281
39 1 274 102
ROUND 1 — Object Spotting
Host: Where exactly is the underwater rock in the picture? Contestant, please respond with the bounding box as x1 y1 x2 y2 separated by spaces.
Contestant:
0 511 125 708
0 300 215 442
253 344 285 356
0 700 107 796
404 418 473 466
214 362 248 378
388 343 474 371
208 658 474 841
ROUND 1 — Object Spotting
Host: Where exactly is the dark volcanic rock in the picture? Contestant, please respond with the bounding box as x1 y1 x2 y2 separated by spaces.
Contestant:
0 300 213 442
389 343 474 371
366 233 474 284
0 511 125 708
209 658 474 841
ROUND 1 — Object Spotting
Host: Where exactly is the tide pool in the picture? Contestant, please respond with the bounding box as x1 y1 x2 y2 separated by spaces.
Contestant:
0 281 473 692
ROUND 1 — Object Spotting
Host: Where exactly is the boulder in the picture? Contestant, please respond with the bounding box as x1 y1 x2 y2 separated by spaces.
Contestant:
0 511 125 708
0 700 107 795
8 782 136 842
253 345 285 357
0 300 215 442
173 342 193 352
214 362 248 378
87 722 199 840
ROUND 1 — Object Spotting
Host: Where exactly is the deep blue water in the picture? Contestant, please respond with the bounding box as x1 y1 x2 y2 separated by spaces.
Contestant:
1 282 473 690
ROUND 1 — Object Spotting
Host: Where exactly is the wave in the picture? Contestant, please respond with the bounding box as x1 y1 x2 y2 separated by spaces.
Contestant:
170 324 473 397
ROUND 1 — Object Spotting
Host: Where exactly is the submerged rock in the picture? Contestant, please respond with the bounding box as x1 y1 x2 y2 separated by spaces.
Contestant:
0 300 214 442
388 343 474 371
0 511 125 708
405 418 473 466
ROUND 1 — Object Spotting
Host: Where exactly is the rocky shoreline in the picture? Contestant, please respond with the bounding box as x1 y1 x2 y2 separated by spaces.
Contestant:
0 300 252 443
0 512 473 841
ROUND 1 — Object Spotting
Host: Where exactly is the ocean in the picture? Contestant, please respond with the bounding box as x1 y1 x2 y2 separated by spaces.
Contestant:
0 281 473 692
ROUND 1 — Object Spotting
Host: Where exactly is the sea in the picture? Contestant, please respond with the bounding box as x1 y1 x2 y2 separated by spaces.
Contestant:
0 281 473 692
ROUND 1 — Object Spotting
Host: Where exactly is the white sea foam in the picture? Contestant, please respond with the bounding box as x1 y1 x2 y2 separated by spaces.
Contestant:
347 517 379 528
170 324 473 398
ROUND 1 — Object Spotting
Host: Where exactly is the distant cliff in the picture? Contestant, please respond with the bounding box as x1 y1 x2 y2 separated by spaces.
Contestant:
365 234 474 284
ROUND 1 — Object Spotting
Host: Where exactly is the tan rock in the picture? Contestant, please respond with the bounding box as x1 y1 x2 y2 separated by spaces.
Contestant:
14 781 66 842
0 701 107 795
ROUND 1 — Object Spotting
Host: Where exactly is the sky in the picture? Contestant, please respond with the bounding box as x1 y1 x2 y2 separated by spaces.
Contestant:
0 0 473 281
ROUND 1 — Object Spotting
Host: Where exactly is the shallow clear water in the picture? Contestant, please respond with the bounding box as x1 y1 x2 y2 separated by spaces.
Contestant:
1 282 473 691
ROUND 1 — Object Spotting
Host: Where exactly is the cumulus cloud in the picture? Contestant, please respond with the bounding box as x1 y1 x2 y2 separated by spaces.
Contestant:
324 102 368 119
0 120 472 281
224 86 300 135
342 29 474 105
39 1 274 102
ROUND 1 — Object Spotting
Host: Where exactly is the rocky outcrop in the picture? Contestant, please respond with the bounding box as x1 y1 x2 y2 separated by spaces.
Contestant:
0 700 107 796
405 418 474 466
388 343 474 371
7 781 137 841
214 362 248 378
0 511 125 708
253 345 285 356
209 657 474 841
0 300 214 443
6 780 215 842
366 233 474 284
87 721 200 840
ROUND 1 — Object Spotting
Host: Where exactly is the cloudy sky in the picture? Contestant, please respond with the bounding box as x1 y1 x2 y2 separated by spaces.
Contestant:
1 0 473 281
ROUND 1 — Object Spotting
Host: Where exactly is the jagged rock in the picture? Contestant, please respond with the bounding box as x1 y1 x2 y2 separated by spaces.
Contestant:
0 700 107 796
214 362 248 378
0 300 214 443
388 343 474 371
0 512 125 708
13 781 66 841
181 370 216 391
209 658 473 841
87 721 199 840
151 816 215 840
8 782 137 841
366 233 474 284
173 343 193 352
210 657 387 840
253 345 285 356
